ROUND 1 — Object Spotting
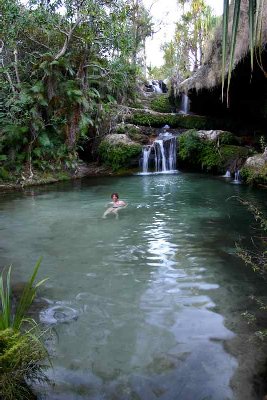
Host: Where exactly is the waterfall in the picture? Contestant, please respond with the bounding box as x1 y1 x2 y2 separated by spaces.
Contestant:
140 133 177 173
154 140 167 171
142 145 152 173
152 81 163 93
233 170 241 183
180 94 190 114
223 170 231 178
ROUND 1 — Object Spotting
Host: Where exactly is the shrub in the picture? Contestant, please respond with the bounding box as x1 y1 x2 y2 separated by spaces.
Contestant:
98 141 142 171
219 131 239 145
0 259 49 399
0 328 48 400
150 95 173 113
240 165 267 186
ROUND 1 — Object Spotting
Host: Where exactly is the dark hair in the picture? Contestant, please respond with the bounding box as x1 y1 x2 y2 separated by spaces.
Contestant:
111 192 119 199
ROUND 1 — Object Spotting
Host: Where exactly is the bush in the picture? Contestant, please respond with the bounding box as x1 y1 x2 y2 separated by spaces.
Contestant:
0 260 49 399
150 95 173 113
219 131 239 145
98 141 142 171
178 131 250 173
240 165 267 186
0 328 48 400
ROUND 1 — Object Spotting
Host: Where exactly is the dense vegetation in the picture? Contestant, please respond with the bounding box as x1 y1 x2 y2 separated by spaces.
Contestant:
0 0 152 182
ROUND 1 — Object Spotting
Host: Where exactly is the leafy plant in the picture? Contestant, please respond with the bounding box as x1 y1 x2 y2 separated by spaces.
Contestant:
0 328 49 400
98 141 141 171
0 258 48 331
0 259 49 399
150 95 173 113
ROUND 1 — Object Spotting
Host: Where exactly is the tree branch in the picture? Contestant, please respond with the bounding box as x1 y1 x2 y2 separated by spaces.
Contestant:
54 18 82 60
14 47 21 86
0 40 16 94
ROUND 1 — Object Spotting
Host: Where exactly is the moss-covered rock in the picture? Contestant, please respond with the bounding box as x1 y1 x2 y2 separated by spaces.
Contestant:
177 129 250 173
150 95 173 113
98 135 142 171
128 109 210 129
240 151 267 185
114 124 149 144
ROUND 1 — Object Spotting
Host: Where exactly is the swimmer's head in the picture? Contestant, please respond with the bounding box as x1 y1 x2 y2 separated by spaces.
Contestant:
111 192 119 201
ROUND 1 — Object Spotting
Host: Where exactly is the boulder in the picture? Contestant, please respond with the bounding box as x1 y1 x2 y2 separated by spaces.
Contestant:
244 151 267 169
104 134 135 146
196 130 226 141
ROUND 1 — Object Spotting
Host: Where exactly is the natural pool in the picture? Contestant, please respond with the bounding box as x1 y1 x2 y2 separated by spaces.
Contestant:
0 172 266 400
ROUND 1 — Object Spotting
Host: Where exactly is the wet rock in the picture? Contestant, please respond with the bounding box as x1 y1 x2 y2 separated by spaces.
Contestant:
244 150 267 169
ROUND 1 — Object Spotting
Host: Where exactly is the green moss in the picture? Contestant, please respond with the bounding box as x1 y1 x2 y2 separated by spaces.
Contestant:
178 130 250 173
128 111 209 129
219 131 240 145
0 167 12 181
98 141 142 171
150 95 173 113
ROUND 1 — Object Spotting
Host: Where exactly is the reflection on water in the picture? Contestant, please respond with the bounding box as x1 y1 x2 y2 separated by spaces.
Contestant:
0 173 266 400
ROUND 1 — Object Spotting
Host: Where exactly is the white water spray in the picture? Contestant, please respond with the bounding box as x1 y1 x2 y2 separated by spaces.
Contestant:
141 132 177 173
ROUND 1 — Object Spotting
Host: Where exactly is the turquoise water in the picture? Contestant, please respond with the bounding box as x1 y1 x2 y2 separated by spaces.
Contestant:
0 172 266 400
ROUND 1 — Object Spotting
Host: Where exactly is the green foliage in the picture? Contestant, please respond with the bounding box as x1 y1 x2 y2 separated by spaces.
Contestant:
178 130 203 165
0 328 48 400
240 165 267 186
0 0 153 177
98 141 141 171
158 0 218 79
178 130 250 172
0 167 11 181
150 95 173 113
219 131 239 145
0 258 47 331
129 111 209 129
0 259 49 399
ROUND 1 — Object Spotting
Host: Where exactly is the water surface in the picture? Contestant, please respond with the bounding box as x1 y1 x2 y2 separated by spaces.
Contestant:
0 173 266 400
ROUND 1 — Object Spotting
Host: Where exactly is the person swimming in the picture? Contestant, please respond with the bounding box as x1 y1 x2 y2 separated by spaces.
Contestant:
102 193 127 219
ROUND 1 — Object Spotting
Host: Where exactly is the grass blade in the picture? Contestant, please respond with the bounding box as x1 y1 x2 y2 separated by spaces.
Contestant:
0 267 12 330
13 257 44 330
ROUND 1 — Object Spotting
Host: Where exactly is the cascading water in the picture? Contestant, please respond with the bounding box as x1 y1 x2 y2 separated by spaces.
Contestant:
233 170 241 184
223 170 231 178
180 93 190 114
141 132 177 173
142 145 152 173
154 140 167 171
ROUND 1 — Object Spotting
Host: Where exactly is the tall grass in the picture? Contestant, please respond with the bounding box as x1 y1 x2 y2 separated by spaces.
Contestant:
0 258 50 399
0 257 48 330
